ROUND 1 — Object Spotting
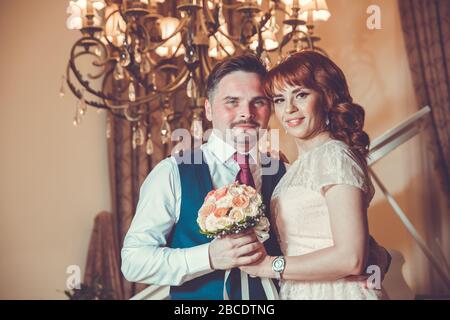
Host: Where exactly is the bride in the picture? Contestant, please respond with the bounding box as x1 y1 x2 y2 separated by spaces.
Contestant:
240 51 388 299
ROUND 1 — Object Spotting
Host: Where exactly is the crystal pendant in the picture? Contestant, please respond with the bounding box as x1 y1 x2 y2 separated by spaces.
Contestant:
160 117 171 145
132 125 145 150
190 115 203 140
59 75 65 97
184 47 198 64
79 89 87 115
94 47 102 57
113 63 125 81
186 77 198 99
73 104 82 127
134 46 142 64
151 73 157 90
261 51 272 69
119 49 131 67
73 116 80 127
79 100 87 116
128 82 136 102
146 133 154 156
106 116 112 139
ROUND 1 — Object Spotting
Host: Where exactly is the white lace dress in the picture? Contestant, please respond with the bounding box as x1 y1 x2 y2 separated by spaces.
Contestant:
271 139 386 300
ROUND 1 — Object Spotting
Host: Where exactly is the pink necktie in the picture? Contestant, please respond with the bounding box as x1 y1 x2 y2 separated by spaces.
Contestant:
233 153 256 188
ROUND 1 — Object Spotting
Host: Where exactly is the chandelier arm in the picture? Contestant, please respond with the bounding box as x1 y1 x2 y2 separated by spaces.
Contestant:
211 33 234 58
121 67 190 107
88 59 113 80
68 37 128 101
92 57 117 67
201 0 216 26
124 107 142 122
100 68 133 109
216 28 247 51
147 67 190 97
277 30 295 52
68 55 109 101
68 48 139 105
104 59 134 97
199 46 212 78
165 35 185 60
69 48 111 81
297 29 314 50
90 58 117 80
258 11 272 31
66 66 119 113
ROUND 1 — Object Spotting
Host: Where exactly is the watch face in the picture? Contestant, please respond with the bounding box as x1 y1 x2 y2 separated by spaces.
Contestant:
273 257 284 271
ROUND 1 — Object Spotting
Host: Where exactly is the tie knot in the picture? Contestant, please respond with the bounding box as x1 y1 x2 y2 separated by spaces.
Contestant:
233 152 251 169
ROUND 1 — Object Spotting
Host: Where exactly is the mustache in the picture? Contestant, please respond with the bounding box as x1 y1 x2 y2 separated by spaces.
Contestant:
231 120 260 128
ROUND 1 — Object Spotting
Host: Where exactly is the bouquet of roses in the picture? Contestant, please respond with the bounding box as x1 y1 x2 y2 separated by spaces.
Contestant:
196 182 278 300
197 182 270 240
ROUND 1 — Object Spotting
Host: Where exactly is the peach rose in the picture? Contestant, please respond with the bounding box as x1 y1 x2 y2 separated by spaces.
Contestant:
232 194 250 208
197 216 207 231
204 190 215 201
199 203 216 217
214 207 229 218
244 185 256 196
215 187 228 201
229 208 245 222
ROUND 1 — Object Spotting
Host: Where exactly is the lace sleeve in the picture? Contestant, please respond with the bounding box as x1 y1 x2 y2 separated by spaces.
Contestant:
310 142 372 198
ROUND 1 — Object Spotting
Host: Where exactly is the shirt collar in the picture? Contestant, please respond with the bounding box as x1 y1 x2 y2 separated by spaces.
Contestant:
205 130 260 165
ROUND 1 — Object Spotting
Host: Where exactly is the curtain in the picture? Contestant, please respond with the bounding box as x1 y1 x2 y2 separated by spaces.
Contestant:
398 0 450 295
106 110 171 299
83 211 124 299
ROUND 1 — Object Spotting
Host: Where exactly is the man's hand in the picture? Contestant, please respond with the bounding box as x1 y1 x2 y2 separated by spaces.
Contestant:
344 236 391 288
208 229 265 270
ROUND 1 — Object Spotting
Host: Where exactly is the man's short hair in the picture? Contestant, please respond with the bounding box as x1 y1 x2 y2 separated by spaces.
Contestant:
206 54 268 102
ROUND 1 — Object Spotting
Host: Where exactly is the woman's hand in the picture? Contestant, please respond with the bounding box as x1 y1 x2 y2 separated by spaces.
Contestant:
239 255 275 278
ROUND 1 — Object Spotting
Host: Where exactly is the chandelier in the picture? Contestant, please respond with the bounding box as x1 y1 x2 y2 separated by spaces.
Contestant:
61 0 330 154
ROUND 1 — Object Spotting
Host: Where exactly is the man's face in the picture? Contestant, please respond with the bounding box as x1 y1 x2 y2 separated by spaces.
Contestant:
205 71 271 151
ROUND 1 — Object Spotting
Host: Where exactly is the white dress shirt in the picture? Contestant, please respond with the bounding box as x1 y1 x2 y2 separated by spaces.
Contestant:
121 132 262 286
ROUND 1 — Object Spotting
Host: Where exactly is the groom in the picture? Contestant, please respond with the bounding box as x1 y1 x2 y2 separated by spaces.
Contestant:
121 54 287 300
121 54 389 300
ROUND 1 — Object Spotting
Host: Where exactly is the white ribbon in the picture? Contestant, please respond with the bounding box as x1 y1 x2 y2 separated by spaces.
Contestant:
222 229 279 300
223 270 279 300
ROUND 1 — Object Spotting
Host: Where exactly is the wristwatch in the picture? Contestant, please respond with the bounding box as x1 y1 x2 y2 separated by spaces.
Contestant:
272 256 286 280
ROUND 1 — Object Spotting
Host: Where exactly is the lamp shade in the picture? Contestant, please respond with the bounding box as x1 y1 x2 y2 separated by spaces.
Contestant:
155 17 185 57
66 0 105 30
103 6 127 47
300 0 330 22
282 0 313 7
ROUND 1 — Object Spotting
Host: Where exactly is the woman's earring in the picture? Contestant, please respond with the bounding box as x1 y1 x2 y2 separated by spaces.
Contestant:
325 116 330 127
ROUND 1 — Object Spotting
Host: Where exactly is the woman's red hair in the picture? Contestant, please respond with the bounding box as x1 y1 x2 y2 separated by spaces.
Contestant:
264 50 370 162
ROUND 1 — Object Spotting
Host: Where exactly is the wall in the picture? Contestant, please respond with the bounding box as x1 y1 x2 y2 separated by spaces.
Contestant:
0 0 111 299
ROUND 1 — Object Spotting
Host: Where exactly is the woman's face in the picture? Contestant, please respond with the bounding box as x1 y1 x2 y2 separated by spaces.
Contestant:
272 84 326 140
